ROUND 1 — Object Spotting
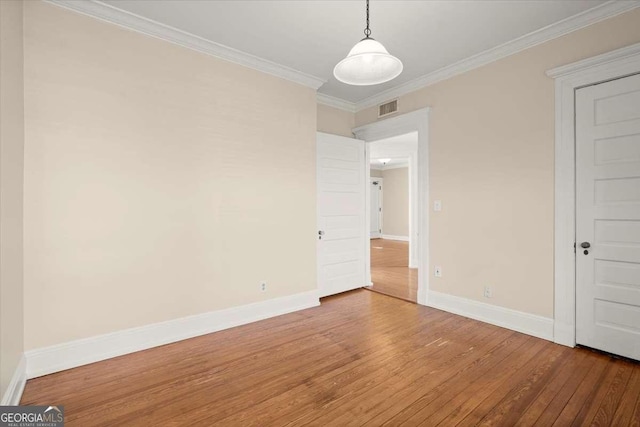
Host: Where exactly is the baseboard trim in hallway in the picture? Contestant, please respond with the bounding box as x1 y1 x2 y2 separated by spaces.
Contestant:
380 234 410 242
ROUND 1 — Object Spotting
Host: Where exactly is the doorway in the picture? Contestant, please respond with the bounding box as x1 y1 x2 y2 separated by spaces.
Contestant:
316 109 430 304
366 136 417 302
353 108 430 306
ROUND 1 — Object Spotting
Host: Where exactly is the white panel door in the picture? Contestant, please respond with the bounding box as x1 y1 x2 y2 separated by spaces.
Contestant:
317 132 366 298
370 178 382 238
576 73 640 360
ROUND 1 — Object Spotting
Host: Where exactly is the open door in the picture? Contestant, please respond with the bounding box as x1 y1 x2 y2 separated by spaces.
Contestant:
317 132 366 298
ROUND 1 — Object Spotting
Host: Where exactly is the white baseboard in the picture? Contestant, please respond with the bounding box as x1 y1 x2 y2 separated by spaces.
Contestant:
427 291 554 341
1 355 26 405
26 290 320 379
381 234 410 242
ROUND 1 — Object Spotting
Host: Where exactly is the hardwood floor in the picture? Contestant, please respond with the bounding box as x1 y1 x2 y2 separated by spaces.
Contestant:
21 290 640 426
369 238 418 302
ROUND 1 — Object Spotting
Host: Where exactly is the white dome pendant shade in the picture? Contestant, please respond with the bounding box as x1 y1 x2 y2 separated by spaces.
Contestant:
333 0 403 86
334 38 403 86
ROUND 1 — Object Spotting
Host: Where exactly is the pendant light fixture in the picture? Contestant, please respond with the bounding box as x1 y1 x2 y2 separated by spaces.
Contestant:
333 0 403 86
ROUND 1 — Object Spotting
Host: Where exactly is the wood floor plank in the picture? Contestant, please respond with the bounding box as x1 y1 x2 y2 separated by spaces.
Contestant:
376 331 530 426
72 298 460 425
514 349 590 426
207 322 454 427
228 317 480 427
473 345 571 426
631 382 640 426
23 307 358 409
419 339 549 426
68 297 429 424
353 328 527 426
368 239 417 302
611 367 640 426
530 350 600 427
577 358 633 426
301 323 506 426
20 289 640 427
551 353 612 426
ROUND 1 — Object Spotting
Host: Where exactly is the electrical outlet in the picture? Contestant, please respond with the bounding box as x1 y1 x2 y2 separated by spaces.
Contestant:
483 286 492 298
434 200 442 212
260 282 267 292
434 266 442 278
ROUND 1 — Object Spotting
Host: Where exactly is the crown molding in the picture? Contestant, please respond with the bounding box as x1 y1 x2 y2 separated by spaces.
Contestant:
46 0 326 90
46 0 638 106
546 41 640 78
316 93 357 112
352 0 640 111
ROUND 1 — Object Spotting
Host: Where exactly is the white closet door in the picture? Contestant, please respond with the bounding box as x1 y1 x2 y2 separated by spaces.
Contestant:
576 73 640 360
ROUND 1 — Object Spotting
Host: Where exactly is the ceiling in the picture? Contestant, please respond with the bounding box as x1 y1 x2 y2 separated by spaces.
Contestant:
100 0 612 103
370 158 408 169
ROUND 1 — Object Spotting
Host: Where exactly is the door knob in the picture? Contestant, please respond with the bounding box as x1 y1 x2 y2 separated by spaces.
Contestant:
580 242 591 249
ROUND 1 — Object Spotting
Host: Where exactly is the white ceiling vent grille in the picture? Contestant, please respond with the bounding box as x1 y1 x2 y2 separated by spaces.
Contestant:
378 99 398 118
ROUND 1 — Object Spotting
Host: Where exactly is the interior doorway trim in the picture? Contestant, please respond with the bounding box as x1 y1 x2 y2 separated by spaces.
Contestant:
548 42 640 347
353 108 430 306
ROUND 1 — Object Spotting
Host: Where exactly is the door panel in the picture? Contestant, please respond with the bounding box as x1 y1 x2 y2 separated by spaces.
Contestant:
317 132 366 298
576 73 640 360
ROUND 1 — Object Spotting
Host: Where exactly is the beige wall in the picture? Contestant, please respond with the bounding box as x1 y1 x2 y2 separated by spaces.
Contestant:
370 168 383 178
382 167 409 237
317 104 354 137
356 8 640 318
0 0 25 397
23 1 317 350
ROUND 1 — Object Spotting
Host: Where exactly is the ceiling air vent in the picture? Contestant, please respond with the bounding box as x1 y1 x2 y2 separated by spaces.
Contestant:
378 99 398 118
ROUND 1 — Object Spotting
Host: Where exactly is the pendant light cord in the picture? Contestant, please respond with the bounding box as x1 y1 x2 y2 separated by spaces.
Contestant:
364 0 371 38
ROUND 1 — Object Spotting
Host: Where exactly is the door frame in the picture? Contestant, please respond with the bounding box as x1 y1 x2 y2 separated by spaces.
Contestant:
548 42 640 347
370 177 383 239
353 108 430 306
